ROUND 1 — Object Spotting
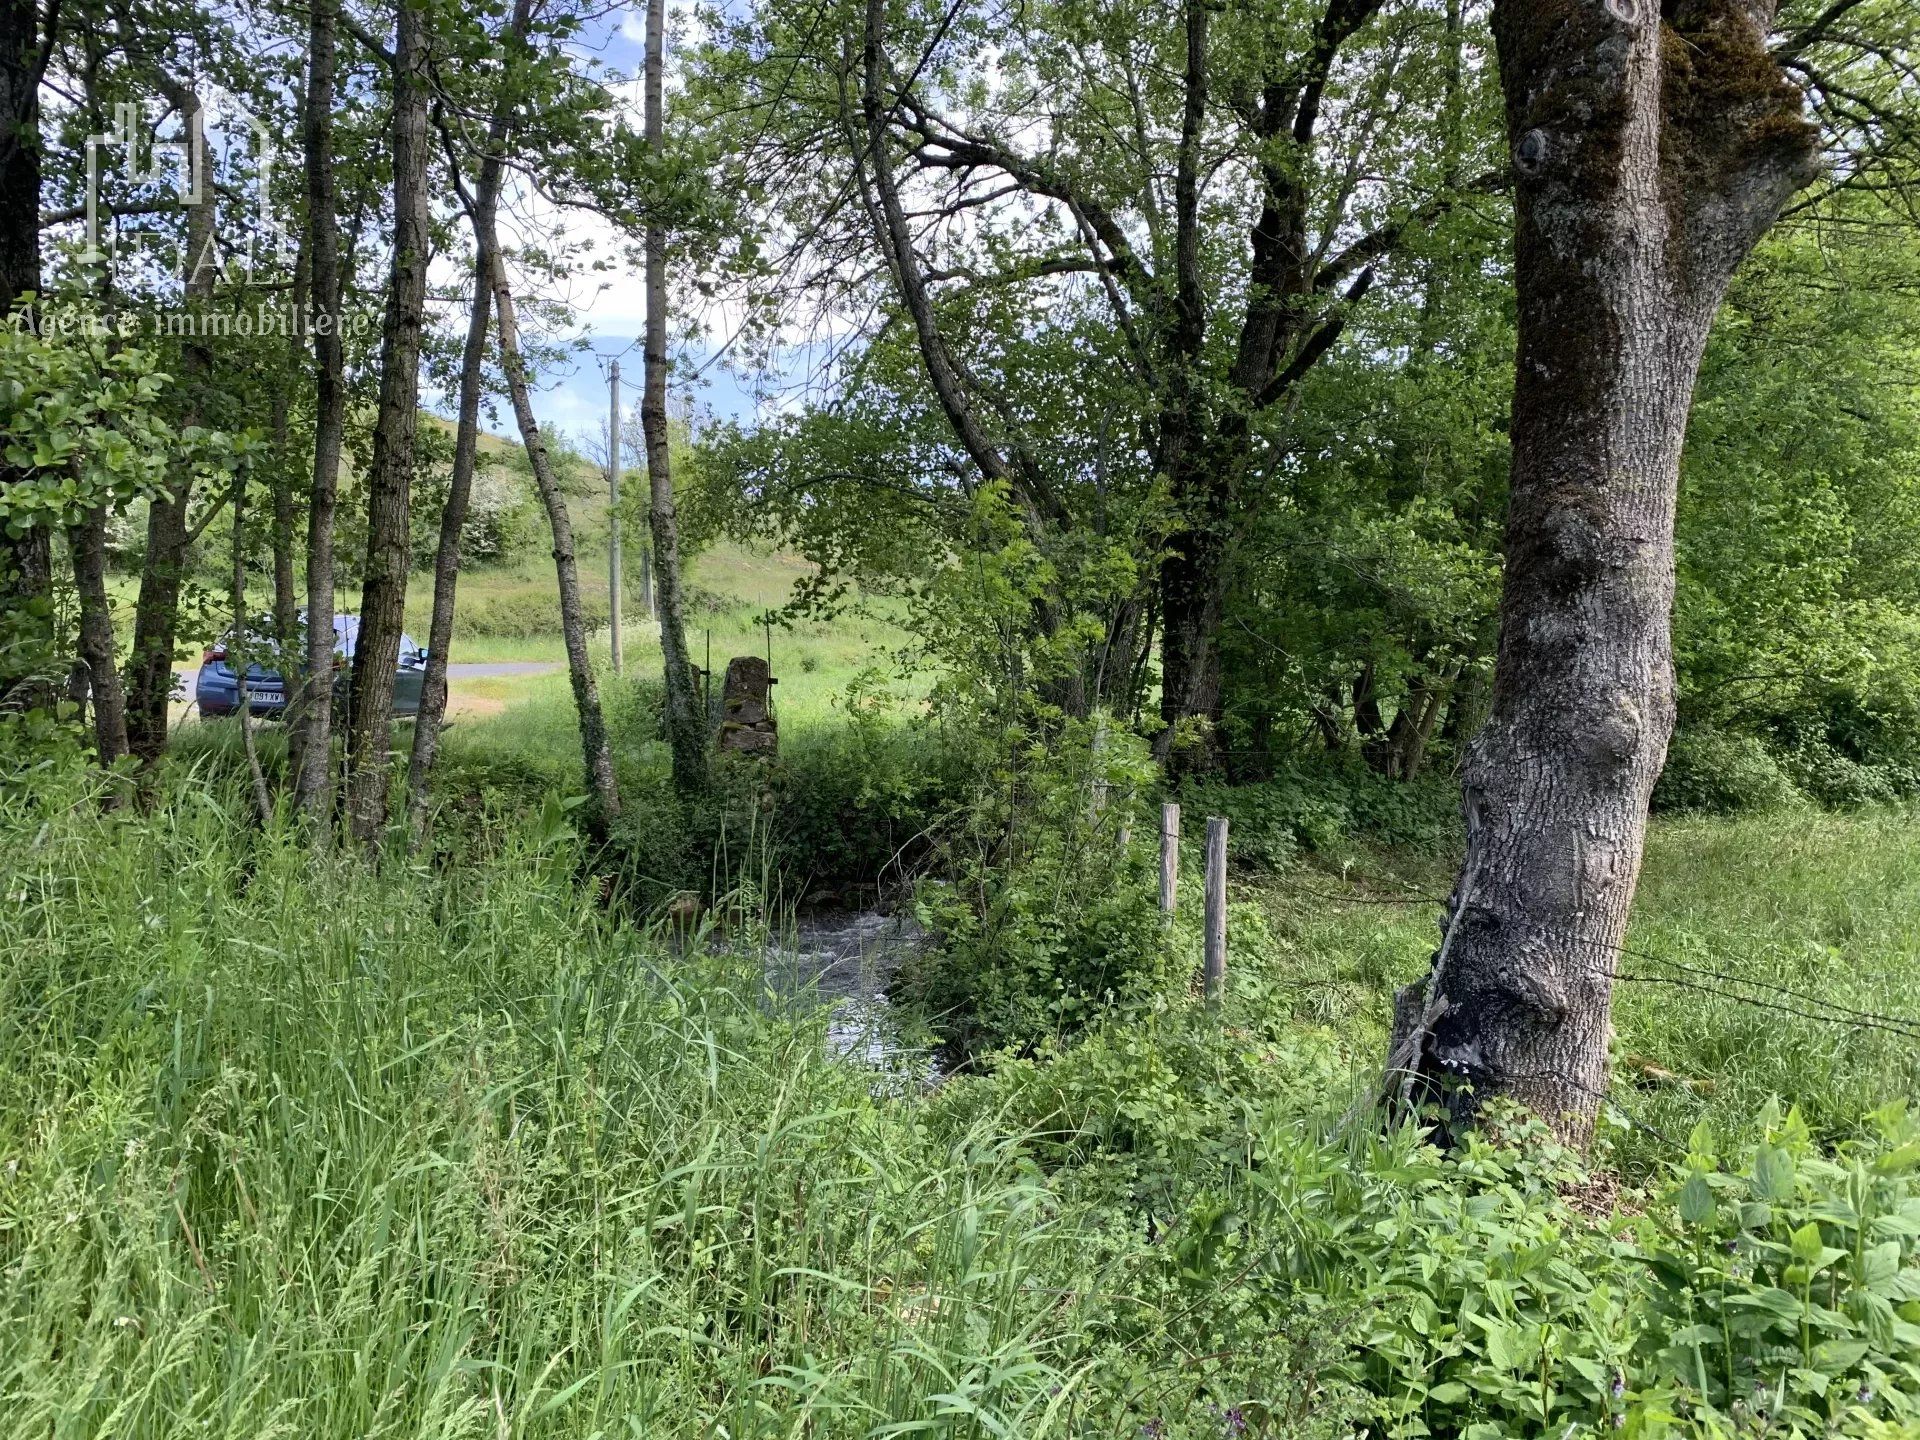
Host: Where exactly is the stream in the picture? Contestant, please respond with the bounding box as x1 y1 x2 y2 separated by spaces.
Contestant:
763 910 936 1085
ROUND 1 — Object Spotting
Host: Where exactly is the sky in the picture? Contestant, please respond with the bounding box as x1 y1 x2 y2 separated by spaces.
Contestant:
435 0 764 453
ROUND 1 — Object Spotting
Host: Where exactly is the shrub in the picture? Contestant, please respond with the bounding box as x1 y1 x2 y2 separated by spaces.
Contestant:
895 718 1175 1060
1187 760 1459 867
1656 728 1805 814
1785 742 1909 810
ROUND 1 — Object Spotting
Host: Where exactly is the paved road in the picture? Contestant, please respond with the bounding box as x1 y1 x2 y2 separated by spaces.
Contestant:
445 662 562 677
174 660 562 678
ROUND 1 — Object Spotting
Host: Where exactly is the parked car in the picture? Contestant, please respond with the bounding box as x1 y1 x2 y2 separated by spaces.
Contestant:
195 614 428 720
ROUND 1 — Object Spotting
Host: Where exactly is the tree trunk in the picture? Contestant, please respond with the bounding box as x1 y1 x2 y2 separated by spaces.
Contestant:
124 71 218 769
124 488 190 762
296 0 346 834
1353 660 1391 771
269 234 305 661
408 3 525 844
404 222 494 842
488 248 621 826
273 260 307 785
1155 515 1227 775
344 0 432 845
1390 666 1455 783
0 0 38 314
1151 0 1219 777
645 0 705 797
1387 0 1818 1142
230 475 274 825
0 0 50 704
67 509 128 765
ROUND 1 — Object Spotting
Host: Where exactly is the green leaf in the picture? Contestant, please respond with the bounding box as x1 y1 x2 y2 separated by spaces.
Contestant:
1753 1144 1796 1201
1679 1173 1717 1226
1725 1287 1806 1320
1792 1222 1826 1265
1813 1339 1871 1371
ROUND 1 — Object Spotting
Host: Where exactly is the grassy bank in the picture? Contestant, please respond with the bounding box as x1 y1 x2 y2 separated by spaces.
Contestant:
6 757 1920 1436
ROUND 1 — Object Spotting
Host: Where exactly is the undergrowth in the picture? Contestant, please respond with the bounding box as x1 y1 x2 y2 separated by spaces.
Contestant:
6 768 1920 1437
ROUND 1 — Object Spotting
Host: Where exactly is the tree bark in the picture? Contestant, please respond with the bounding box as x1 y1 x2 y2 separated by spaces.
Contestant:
0 0 51 707
271 244 306 668
408 2 526 845
229 473 274 825
1151 0 1223 775
67 509 128 765
1388 0 1818 1142
488 248 621 825
296 0 346 834
125 87 215 767
344 0 432 845
646 0 705 797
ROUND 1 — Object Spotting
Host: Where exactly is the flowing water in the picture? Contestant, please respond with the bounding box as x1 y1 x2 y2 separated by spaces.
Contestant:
763 910 936 1084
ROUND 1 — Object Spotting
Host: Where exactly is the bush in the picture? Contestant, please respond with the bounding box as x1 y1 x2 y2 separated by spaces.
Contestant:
895 718 1175 1060
1187 760 1459 867
1656 728 1805 814
934 968 1920 1440
1786 743 1911 810
456 588 611 639
1197 1099 1920 1439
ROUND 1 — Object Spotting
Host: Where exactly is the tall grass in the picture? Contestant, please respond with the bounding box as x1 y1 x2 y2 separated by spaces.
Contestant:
1248 803 1920 1170
0 774 1250 1438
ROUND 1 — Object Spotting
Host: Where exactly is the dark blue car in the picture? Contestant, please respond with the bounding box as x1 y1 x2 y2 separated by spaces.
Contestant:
195 614 427 720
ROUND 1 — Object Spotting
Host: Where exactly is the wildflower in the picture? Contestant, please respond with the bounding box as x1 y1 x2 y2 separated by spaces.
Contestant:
1857 1383 1874 1406
1612 1412 1626 1430
1223 1407 1247 1435
1611 1369 1626 1400
1140 1421 1165 1439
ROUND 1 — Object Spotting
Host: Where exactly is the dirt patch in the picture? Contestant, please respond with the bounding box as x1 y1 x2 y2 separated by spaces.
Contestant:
445 688 509 719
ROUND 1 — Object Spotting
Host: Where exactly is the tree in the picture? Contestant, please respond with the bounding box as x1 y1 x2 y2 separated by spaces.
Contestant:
296 0 347 832
120 52 217 768
486 245 622 826
1671 194 1920 792
1387 0 1823 1140
344 0 431 844
0 0 56 708
406 0 528 842
644 0 705 797
0 303 232 771
697 0 1501 764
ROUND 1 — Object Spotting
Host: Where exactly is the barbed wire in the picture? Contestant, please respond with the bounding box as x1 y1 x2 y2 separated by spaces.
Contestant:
1257 871 1920 1040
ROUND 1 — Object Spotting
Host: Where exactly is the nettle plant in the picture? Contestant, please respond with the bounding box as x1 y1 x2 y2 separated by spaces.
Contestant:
1640 1100 1920 1436
1163 1101 1920 1439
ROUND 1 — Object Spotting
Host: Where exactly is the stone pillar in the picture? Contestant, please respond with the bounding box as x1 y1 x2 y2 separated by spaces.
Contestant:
716 655 777 757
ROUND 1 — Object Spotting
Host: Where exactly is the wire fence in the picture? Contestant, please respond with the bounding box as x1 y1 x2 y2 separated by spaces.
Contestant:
1256 863 1920 1153
1261 871 1920 1042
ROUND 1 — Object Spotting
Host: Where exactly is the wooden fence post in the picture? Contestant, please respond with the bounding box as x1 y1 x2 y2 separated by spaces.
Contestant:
1159 802 1180 917
1203 816 1228 1003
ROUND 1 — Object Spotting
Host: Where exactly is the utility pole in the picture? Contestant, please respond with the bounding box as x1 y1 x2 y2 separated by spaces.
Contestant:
608 358 624 675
